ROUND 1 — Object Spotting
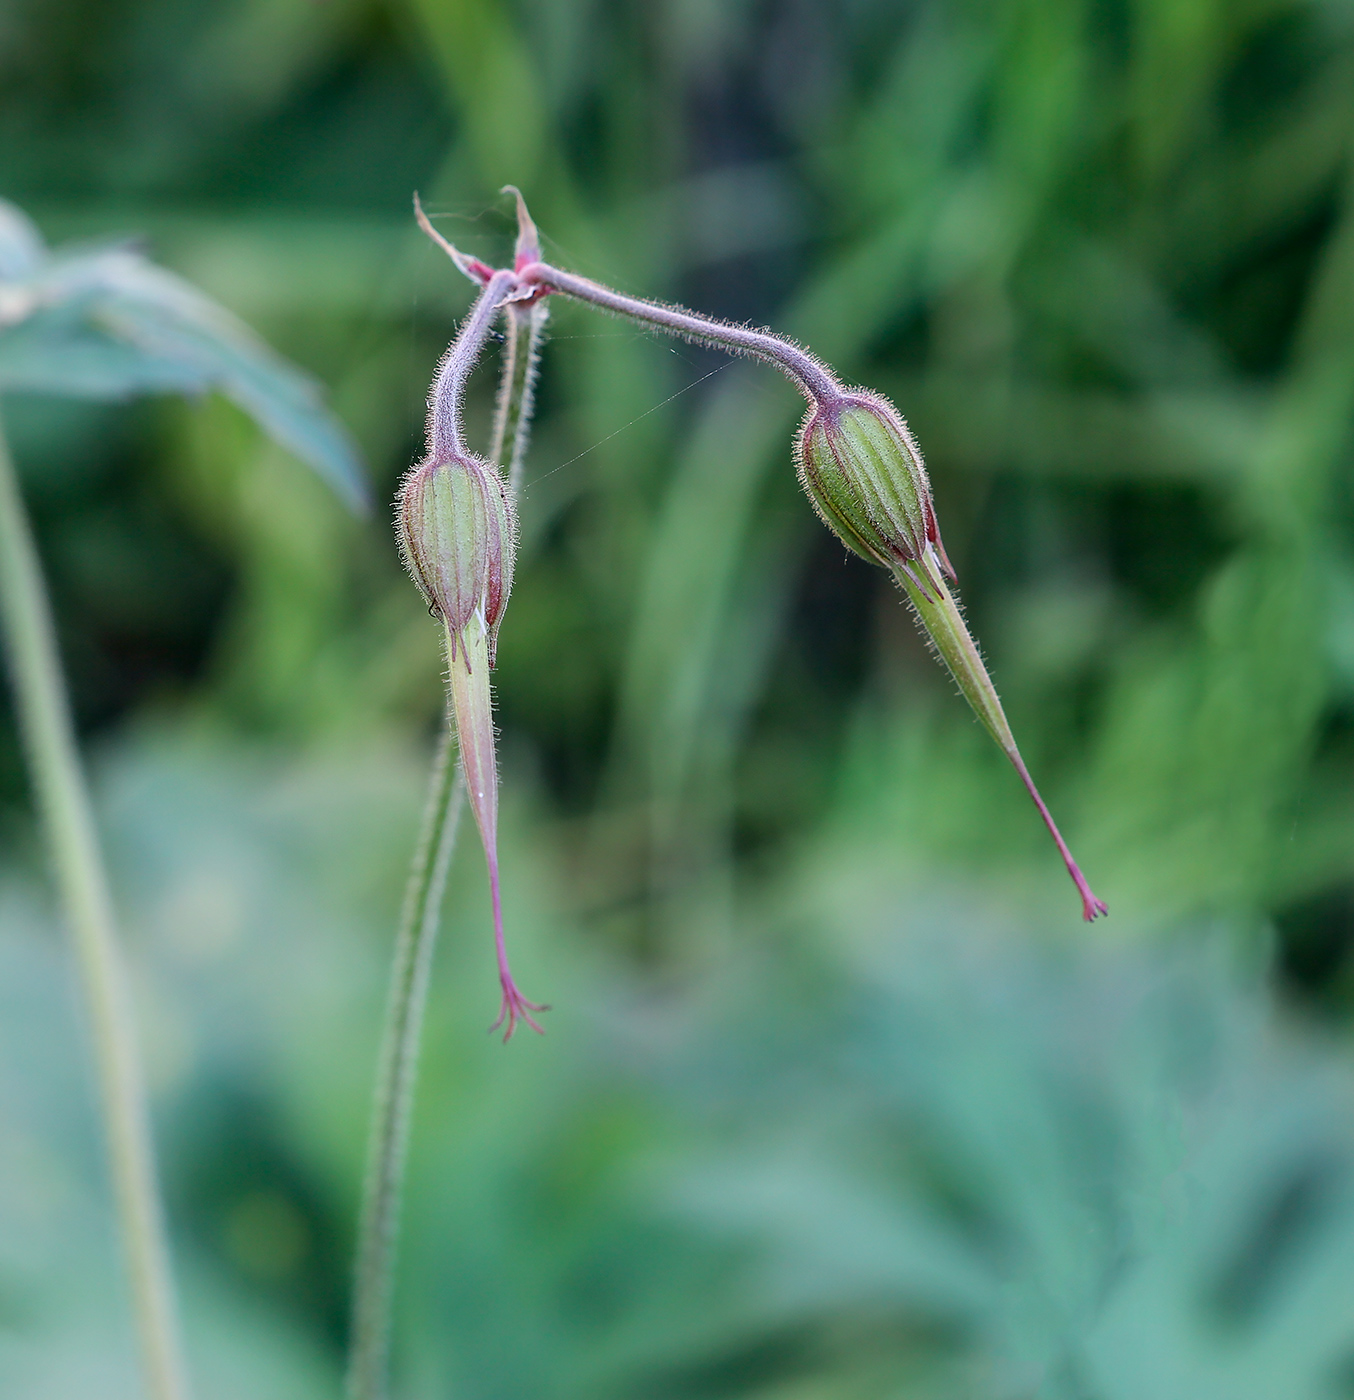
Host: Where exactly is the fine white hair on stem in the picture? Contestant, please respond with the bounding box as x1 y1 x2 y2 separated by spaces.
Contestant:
427 268 516 461
489 300 549 492
514 260 842 405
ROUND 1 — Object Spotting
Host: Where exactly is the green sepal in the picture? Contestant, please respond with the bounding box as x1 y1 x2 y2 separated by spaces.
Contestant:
796 393 934 571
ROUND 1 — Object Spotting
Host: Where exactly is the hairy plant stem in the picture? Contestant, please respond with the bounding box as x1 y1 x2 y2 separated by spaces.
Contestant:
515 246 1104 921
516 260 842 403
346 726 464 1400
430 269 517 461
0 409 190 1400
491 300 549 493
347 269 531 1400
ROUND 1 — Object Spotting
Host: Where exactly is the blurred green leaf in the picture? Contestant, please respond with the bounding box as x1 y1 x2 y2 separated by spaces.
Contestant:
0 202 44 282
0 300 207 399
10 728 1354 1398
0 202 367 511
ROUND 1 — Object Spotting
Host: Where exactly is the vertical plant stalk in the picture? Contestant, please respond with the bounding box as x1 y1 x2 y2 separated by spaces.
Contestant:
490 300 549 494
346 724 464 1400
0 410 191 1400
347 261 533 1400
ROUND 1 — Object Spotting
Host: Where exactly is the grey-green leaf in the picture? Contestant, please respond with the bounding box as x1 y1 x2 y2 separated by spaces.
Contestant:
91 253 368 511
0 201 44 282
0 204 368 512
0 305 209 399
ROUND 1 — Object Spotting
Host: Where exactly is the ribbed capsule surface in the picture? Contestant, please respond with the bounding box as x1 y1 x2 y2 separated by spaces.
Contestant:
396 452 518 665
796 392 953 586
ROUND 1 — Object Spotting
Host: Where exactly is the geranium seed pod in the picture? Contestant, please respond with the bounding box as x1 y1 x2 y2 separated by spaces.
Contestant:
796 390 955 598
798 387 1105 922
396 452 518 668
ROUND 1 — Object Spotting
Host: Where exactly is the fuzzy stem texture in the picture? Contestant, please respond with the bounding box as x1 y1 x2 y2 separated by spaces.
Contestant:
429 268 517 460
517 261 841 403
346 723 464 1400
490 301 549 494
0 409 192 1400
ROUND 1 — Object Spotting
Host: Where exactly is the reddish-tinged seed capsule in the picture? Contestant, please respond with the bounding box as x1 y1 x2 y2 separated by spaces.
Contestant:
796 390 955 601
396 451 517 668
397 447 545 1035
797 386 1105 922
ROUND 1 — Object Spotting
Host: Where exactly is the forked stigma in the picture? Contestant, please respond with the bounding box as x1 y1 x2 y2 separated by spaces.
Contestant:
490 978 550 1042
487 860 547 1041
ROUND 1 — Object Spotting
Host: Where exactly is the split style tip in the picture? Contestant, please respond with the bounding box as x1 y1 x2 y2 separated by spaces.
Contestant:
413 192 496 286
492 987 550 1041
484 858 548 1040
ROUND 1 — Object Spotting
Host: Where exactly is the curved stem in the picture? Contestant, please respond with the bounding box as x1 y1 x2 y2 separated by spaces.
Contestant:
429 269 517 460
347 726 464 1400
517 261 842 404
0 410 191 1400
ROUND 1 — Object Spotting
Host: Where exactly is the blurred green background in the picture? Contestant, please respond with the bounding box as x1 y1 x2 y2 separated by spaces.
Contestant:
6 0 1354 1395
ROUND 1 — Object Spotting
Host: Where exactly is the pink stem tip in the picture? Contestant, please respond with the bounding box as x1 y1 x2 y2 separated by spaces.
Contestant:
486 861 548 1041
1008 751 1108 921
413 192 496 285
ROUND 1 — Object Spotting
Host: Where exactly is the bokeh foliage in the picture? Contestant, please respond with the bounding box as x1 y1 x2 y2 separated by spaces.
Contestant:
6 0 1354 1395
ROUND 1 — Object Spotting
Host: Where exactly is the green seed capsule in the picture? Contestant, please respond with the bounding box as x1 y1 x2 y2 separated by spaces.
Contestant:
396 452 517 668
795 391 954 597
